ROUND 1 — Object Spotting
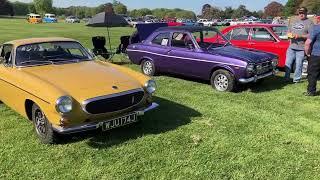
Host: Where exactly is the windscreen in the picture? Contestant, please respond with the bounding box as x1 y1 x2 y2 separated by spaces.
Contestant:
15 41 93 66
192 29 230 49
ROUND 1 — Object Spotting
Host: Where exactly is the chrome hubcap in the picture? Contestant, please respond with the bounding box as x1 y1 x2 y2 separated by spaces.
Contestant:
143 61 153 75
214 74 229 91
35 110 46 136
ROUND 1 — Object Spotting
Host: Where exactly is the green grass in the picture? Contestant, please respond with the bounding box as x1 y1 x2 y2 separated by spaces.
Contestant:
1 19 320 179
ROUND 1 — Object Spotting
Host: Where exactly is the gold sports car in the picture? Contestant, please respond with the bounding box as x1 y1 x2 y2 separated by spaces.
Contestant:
0 37 159 144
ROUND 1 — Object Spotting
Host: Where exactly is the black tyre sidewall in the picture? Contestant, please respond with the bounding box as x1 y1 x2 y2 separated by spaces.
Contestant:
211 69 235 92
32 104 56 144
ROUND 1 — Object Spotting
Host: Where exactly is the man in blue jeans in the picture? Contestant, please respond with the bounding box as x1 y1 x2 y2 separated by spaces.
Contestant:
285 7 314 83
304 16 320 96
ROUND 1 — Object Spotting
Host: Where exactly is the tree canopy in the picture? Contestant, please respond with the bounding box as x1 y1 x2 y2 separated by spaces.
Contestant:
0 0 14 16
264 1 284 17
33 0 53 14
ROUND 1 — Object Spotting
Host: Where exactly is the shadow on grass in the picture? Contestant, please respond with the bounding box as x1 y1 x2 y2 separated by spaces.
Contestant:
58 97 201 148
240 75 292 93
155 73 291 93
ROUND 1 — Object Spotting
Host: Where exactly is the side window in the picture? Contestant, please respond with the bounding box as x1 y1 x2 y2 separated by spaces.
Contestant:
152 33 170 46
230 28 250 40
171 32 194 49
251 28 275 41
1 45 13 64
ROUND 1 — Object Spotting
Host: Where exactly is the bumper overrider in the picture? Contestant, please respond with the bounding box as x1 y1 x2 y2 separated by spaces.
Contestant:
53 103 159 134
238 70 277 84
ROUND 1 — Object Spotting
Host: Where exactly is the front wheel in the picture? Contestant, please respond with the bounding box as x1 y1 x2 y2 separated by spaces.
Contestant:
141 60 156 76
32 104 58 144
210 69 235 92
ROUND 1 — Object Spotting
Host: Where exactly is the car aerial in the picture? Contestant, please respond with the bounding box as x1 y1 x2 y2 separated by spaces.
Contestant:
0 37 158 144
216 24 291 69
127 26 278 92
43 13 57 23
65 16 80 23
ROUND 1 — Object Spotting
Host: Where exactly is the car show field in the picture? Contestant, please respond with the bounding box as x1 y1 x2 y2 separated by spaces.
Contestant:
2 18 320 179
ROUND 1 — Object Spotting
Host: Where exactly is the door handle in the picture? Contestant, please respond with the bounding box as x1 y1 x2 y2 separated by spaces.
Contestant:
167 50 172 55
248 42 256 45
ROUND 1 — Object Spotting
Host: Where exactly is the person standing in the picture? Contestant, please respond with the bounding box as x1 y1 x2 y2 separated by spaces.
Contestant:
285 7 314 83
304 16 320 96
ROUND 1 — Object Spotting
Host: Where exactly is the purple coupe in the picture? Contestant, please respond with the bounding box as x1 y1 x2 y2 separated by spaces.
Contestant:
127 26 278 92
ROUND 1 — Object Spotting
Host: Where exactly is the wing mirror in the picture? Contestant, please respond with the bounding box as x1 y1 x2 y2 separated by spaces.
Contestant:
187 44 195 50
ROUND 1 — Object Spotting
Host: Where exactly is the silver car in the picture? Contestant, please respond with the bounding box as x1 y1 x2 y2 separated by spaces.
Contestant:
65 16 80 23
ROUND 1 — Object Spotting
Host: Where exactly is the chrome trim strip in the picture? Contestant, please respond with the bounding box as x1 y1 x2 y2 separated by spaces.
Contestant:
53 102 159 134
239 71 274 84
127 49 246 68
82 88 145 115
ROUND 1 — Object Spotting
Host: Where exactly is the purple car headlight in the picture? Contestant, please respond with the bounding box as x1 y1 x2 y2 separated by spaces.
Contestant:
246 64 255 73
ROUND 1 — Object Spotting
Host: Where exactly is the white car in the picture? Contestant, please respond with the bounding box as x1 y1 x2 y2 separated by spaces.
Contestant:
197 19 214 27
65 16 80 23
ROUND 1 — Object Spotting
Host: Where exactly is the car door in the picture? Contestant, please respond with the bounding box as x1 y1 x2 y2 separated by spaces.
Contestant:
166 32 203 77
147 32 172 73
226 27 251 49
0 44 16 105
249 27 277 54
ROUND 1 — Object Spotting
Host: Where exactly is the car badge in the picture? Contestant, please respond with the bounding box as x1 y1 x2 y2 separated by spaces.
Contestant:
112 86 118 90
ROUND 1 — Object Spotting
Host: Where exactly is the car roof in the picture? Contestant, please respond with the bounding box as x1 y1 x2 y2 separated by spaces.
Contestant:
4 37 78 47
156 26 218 32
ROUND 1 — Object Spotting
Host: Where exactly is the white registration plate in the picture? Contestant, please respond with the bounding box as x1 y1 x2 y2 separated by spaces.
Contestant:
101 113 138 131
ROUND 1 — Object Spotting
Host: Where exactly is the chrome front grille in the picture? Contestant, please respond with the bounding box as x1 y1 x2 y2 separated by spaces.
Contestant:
83 89 145 114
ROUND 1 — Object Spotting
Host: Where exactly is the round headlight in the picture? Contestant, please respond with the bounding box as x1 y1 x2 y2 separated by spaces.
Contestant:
145 80 157 94
246 64 255 73
56 96 73 114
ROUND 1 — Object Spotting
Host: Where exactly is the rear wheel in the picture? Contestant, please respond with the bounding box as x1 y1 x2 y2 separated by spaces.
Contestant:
141 60 156 76
211 69 235 92
32 104 57 144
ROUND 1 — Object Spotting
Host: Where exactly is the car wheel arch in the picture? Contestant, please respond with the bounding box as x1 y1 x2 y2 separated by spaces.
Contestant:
139 57 154 65
209 65 235 80
25 99 35 121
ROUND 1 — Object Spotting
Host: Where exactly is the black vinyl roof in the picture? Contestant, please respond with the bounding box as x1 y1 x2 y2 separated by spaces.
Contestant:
156 26 219 32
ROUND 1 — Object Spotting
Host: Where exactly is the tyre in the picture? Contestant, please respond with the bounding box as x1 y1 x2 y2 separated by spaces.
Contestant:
141 59 156 76
32 103 57 144
210 69 235 92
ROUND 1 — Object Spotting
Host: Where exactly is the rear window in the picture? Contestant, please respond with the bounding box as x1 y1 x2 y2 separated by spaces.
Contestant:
152 33 170 46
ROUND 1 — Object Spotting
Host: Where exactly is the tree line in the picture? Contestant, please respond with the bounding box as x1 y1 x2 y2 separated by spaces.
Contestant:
1 0 319 18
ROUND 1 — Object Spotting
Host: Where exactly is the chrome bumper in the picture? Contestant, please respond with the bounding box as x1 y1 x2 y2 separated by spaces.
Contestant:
53 103 159 134
238 71 275 84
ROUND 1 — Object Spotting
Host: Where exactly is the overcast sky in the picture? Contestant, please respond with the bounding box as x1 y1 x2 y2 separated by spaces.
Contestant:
10 0 288 14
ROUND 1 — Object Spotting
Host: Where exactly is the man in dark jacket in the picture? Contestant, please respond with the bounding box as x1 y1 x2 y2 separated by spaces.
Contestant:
304 16 320 96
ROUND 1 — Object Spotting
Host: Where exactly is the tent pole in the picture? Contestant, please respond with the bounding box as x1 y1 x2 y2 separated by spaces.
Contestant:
106 14 112 54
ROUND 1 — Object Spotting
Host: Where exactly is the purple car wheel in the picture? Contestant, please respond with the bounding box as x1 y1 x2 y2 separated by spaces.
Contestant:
141 60 155 76
211 69 235 92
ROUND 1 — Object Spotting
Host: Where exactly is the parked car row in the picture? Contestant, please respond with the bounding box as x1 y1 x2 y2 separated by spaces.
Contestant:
26 13 85 24
1 23 297 144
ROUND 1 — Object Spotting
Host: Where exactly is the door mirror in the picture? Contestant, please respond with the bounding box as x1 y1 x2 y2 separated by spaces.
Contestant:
187 43 195 50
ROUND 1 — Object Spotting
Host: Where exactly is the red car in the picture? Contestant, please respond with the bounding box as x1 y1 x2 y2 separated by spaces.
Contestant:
206 24 289 68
